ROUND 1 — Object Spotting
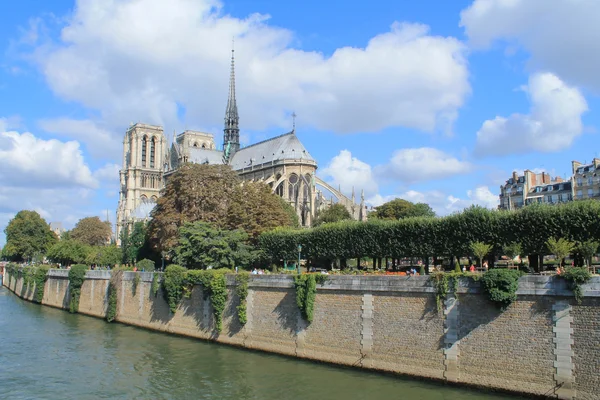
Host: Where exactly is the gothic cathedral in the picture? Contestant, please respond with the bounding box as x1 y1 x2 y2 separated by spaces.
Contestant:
116 49 366 243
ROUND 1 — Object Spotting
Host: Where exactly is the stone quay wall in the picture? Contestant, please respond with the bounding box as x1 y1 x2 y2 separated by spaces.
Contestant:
3 270 600 399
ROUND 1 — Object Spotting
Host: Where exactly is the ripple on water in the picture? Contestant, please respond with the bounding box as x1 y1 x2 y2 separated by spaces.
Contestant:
0 288 524 400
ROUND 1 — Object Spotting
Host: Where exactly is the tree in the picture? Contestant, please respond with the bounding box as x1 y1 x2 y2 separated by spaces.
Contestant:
47 240 90 266
121 222 149 264
313 203 352 227
2 210 57 261
371 198 435 220
503 242 522 268
576 240 599 269
149 164 297 252
70 217 112 246
546 237 575 267
173 221 254 270
470 241 493 269
226 182 299 243
86 245 122 266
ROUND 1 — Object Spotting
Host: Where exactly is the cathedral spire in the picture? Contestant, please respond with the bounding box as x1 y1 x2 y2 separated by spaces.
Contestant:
223 40 240 162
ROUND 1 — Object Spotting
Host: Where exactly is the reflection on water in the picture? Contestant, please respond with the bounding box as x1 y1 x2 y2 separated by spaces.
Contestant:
0 288 524 400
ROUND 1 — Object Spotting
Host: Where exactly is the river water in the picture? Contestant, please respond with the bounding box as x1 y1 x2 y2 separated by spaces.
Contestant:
0 286 524 400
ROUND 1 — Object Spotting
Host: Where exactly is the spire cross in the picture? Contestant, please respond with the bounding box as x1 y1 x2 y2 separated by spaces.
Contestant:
292 112 297 131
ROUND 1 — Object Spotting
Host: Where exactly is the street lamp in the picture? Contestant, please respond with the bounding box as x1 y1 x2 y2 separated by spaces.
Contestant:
297 244 302 274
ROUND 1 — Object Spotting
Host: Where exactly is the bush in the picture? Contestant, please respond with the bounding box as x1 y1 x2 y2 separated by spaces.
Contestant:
480 269 523 309
137 258 155 272
560 267 591 304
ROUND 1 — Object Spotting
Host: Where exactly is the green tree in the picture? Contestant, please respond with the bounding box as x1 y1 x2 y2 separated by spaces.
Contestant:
121 222 149 264
576 240 599 269
86 245 122 266
149 164 297 252
546 237 575 267
313 203 352 227
173 221 254 270
371 198 435 220
2 210 57 261
226 181 299 243
470 241 493 269
47 240 90 266
71 217 112 246
503 242 522 268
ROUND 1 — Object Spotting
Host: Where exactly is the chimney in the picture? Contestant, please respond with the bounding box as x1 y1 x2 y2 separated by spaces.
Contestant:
542 172 551 184
572 160 582 174
512 171 518 182
594 158 600 169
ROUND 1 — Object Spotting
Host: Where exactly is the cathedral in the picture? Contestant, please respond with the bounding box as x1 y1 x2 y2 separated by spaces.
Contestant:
116 49 366 243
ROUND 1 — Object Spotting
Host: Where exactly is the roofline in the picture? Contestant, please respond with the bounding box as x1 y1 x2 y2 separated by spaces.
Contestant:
237 130 295 151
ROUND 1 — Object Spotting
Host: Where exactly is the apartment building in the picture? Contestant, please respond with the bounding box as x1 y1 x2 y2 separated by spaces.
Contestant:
499 158 600 210
499 170 569 210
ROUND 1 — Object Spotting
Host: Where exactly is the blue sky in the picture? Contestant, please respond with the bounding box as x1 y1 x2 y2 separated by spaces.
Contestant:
1 0 599 245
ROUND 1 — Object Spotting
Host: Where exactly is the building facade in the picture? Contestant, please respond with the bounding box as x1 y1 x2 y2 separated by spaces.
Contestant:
116 50 366 242
498 158 600 210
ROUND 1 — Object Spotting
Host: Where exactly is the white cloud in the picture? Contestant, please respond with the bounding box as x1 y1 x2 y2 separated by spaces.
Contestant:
38 118 121 159
25 0 469 143
93 163 120 182
321 150 378 196
376 147 472 183
475 73 587 156
367 186 498 215
0 128 98 189
460 0 600 91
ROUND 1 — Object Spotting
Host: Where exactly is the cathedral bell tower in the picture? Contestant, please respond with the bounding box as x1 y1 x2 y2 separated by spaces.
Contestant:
223 45 240 163
116 123 167 244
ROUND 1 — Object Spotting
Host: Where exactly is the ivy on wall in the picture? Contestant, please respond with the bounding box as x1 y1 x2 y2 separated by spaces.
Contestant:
235 272 250 325
32 265 50 303
294 274 327 323
151 272 161 297
68 264 88 313
560 267 591 304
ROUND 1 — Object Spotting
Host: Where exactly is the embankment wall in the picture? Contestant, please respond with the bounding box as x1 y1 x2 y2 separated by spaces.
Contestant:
3 270 600 399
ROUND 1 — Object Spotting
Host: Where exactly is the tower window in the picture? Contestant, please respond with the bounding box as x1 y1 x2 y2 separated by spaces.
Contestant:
141 136 147 166
150 137 156 168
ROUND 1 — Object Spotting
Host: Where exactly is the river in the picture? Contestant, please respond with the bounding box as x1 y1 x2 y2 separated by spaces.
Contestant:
0 286 524 400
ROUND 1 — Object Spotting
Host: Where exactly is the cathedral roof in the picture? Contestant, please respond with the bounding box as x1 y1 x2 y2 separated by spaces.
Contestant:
188 148 224 165
230 131 315 170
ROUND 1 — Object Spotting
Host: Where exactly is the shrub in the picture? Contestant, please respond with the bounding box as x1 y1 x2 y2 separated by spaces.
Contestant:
162 265 187 313
560 267 591 304
137 258 155 272
480 269 523 309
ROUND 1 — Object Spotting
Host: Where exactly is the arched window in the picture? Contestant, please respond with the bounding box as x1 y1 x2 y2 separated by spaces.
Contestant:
141 136 147 166
288 174 299 200
201 143 206 149
150 137 156 168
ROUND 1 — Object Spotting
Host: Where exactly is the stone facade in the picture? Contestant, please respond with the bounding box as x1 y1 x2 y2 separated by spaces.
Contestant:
4 272 600 399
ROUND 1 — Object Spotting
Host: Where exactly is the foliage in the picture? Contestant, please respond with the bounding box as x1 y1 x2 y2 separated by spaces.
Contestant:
68 264 88 313
546 237 576 267
85 245 122 266
454 260 461 273
70 216 112 246
132 273 141 294
480 269 523 309
137 258 156 271
106 271 122 322
419 265 426 275
560 267 592 304
2 210 57 261
162 265 187 313
313 204 352 227
173 222 254 270
575 240 599 268
235 272 250 325
151 272 161 297
371 198 435 220
430 272 466 311
148 164 297 252
121 222 150 264
186 269 229 332
32 265 50 303
294 274 327 322
471 241 493 267
46 240 90 266
260 202 600 267
503 242 522 267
